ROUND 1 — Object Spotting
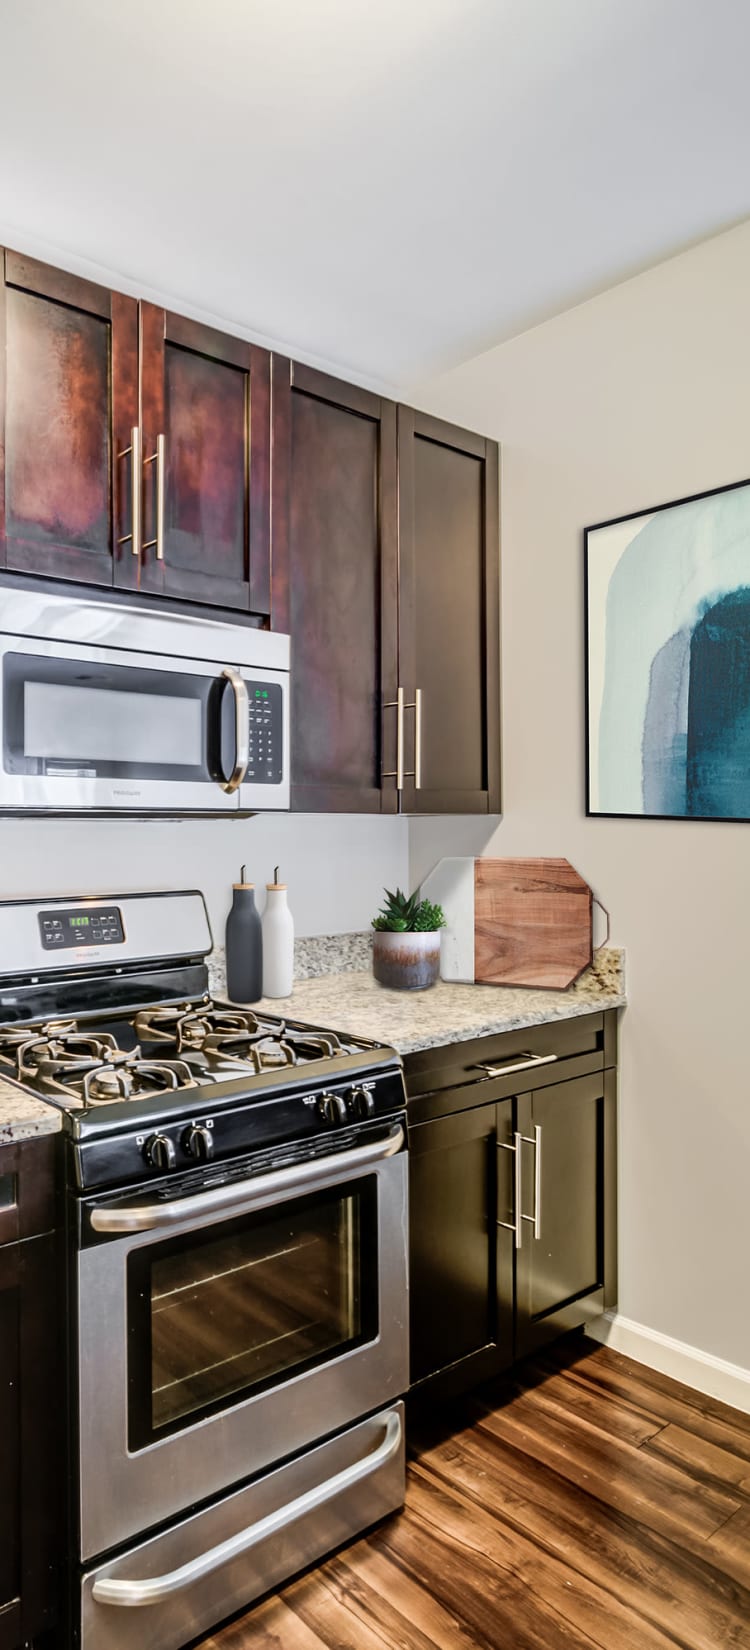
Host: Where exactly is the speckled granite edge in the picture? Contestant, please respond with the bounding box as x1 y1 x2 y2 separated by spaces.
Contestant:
0 1078 62 1145
214 944 625 1058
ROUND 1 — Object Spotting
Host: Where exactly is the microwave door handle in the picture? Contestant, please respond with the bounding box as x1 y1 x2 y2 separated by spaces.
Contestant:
89 1122 405 1234
91 1407 402 1607
219 667 250 794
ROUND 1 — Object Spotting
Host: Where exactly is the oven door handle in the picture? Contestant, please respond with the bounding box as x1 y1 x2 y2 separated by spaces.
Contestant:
91 1406 402 1607
89 1122 405 1234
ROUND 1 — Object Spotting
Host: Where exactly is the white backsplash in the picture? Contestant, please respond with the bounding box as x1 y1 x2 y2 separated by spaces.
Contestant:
0 814 408 941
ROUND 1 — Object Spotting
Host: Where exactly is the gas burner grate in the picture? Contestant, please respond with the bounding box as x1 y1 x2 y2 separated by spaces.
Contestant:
81 1059 197 1106
0 997 372 1110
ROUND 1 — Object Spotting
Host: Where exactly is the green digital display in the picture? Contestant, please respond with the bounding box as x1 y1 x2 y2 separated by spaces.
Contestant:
70 916 90 927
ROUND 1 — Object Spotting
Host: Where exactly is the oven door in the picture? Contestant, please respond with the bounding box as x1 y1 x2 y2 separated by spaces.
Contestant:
0 635 288 813
75 1123 408 1560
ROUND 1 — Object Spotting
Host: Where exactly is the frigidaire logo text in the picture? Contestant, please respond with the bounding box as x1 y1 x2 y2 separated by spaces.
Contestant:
112 789 142 798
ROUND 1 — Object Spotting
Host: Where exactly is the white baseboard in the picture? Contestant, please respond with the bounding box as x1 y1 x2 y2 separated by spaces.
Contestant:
587 1311 750 1416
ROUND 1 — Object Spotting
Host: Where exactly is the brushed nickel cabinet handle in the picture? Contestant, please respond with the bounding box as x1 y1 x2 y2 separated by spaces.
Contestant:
412 687 422 790
498 1124 542 1246
532 1122 542 1239
476 1052 558 1080
219 667 250 794
497 1128 523 1249
517 1124 542 1240
143 433 165 561
117 426 142 558
91 1408 402 1605
382 687 405 789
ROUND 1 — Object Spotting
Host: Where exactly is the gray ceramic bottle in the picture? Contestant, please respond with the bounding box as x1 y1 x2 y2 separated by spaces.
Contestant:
225 866 263 1003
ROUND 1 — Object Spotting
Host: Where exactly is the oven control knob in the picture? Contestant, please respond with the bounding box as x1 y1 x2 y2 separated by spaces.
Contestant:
350 1086 375 1120
183 1124 214 1162
144 1133 176 1171
318 1092 348 1126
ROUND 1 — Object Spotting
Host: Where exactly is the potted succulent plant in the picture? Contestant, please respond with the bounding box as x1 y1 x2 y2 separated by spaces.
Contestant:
371 887 446 991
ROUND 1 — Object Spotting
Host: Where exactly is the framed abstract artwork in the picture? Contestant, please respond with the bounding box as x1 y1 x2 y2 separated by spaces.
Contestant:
585 478 750 821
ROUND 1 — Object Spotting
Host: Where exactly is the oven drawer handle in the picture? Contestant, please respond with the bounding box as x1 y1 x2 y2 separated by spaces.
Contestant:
91 1407 402 1608
89 1122 405 1234
474 1052 558 1080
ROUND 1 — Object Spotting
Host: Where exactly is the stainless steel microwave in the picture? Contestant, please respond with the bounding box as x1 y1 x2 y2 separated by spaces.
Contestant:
0 588 290 815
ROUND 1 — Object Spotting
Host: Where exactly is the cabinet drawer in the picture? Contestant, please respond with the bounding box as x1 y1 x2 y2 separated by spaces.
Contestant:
405 1011 613 1125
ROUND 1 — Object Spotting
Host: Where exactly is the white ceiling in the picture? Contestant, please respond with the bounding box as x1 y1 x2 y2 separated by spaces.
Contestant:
1 0 749 390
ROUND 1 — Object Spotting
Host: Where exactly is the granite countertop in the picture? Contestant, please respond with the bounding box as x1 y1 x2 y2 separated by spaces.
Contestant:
0 1077 62 1146
210 941 625 1058
0 941 624 1141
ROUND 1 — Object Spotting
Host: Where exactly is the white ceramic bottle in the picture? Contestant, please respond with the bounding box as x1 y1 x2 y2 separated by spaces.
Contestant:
262 867 294 998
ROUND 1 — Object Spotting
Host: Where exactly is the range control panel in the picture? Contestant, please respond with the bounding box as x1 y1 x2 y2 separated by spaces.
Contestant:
246 681 283 785
38 906 125 951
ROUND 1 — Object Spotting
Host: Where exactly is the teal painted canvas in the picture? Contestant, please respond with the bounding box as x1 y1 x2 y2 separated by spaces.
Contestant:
585 480 750 820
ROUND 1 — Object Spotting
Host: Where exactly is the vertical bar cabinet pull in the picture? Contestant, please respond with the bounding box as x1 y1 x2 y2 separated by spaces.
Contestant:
143 433 166 560
497 1129 524 1249
382 687 405 789
117 426 142 558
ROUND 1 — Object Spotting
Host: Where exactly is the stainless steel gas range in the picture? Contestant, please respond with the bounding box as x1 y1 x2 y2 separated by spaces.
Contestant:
0 891 408 1650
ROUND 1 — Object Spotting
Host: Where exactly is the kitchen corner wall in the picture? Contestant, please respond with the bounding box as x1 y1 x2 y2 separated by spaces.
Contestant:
0 814 408 941
408 218 750 1376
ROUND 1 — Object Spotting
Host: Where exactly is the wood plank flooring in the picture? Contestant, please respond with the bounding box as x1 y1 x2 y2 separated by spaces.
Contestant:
197 1335 750 1650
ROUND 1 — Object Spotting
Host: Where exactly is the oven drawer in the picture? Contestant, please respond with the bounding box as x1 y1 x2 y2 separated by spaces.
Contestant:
81 1402 405 1650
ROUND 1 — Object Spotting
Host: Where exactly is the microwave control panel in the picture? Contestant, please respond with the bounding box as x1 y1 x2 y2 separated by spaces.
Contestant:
245 681 283 785
38 906 125 951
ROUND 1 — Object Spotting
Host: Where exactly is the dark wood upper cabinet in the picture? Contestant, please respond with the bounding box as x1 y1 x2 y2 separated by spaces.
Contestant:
139 305 271 614
272 359 399 812
271 378 500 815
398 407 501 814
0 249 139 588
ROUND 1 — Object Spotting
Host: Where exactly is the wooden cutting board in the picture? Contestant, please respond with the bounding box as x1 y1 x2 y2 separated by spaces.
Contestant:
421 857 598 989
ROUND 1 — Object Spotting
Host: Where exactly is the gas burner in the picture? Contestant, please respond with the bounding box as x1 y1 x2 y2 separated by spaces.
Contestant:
0 1018 80 1070
82 1059 197 1106
133 1002 272 1054
36 1055 198 1107
17 1031 136 1093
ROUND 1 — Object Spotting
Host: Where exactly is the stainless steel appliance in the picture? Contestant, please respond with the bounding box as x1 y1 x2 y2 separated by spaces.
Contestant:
0 892 407 1650
0 587 290 813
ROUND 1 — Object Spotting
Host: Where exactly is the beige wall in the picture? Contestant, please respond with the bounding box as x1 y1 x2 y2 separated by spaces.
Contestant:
409 220 750 1372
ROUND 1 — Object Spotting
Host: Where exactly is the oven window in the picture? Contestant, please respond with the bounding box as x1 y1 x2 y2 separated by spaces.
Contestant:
127 1180 378 1449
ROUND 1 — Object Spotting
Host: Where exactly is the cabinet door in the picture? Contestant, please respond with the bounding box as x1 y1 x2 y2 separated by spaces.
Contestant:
139 304 271 613
0 1243 21 1650
397 407 500 814
409 1099 513 1390
515 1072 608 1359
271 361 398 812
0 249 139 587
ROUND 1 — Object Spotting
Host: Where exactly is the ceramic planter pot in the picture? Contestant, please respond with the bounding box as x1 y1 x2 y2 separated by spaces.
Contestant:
372 930 441 991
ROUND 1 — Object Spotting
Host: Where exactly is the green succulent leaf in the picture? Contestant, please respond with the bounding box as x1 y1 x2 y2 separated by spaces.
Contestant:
371 887 446 933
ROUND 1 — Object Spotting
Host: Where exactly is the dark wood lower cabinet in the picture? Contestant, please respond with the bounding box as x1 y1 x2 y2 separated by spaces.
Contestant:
409 1101 513 1388
407 1015 617 1394
0 1140 60 1650
515 1070 616 1359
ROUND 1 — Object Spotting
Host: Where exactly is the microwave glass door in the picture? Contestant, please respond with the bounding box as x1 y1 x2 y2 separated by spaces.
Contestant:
126 1180 379 1450
3 650 239 786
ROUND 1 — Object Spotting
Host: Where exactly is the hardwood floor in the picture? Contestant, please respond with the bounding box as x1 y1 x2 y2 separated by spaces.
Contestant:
198 1335 750 1650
